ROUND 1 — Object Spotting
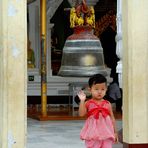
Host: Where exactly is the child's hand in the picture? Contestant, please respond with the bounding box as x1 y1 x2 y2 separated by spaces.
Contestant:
114 133 119 143
77 90 86 101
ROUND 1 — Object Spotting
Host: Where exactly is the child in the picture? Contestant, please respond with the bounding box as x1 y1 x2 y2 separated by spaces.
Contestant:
78 74 118 148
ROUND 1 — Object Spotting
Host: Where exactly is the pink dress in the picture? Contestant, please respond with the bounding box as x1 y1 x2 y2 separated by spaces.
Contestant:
80 99 115 142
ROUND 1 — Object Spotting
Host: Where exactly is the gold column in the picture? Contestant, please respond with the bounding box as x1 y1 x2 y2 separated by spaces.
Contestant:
40 0 47 117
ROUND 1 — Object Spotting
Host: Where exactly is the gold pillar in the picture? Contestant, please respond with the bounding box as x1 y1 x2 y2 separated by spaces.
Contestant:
0 0 27 147
122 0 148 147
40 0 47 117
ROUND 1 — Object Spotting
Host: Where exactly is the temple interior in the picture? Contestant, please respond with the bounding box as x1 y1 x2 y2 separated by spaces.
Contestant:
27 0 122 120
26 1 123 147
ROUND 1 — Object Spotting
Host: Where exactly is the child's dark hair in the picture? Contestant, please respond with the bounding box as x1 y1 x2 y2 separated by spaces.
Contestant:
88 74 107 88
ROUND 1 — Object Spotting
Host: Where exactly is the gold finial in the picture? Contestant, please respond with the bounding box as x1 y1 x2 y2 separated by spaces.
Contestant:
70 1 95 28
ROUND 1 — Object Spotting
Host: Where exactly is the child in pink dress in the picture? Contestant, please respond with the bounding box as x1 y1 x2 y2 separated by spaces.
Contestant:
78 74 118 148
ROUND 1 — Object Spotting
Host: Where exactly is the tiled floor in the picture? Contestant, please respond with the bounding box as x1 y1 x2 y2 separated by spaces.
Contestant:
27 118 123 148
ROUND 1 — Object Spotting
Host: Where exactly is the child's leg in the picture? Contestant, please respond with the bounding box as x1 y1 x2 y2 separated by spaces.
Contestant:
102 138 113 148
85 139 113 148
85 140 102 148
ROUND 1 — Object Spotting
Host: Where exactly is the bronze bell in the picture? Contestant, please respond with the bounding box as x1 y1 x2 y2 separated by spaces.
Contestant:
58 26 107 77
58 4 107 77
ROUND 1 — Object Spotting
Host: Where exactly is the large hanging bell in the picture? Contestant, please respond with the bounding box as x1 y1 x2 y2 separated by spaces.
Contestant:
58 26 107 77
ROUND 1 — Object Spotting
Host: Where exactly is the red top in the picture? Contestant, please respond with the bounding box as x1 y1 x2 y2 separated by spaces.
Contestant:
87 100 110 119
80 99 115 141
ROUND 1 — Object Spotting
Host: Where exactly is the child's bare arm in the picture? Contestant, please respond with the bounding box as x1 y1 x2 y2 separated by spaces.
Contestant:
78 90 87 117
109 102 119 142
